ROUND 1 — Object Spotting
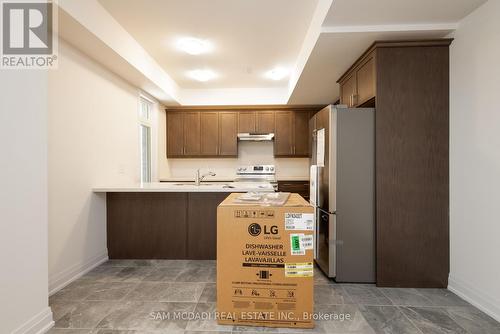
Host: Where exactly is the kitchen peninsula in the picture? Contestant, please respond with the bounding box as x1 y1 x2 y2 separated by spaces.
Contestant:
94 181 274 260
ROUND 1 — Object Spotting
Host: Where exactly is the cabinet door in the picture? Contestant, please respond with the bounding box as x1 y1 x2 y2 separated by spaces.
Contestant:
187 193 228 259
309 113 316 158
200 112 219 156
316 107 328 131
256 111 275 133
183 112 201 155
274 111 294 156
356 57 375 105
238 111 256 133
219 112 238 156
294 111 310 156
340 74 357 107
107 193 188 259
167 112 184 157
277 181 310 200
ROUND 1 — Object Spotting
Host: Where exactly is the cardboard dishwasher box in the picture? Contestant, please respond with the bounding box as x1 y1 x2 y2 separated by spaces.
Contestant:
216 193 315 329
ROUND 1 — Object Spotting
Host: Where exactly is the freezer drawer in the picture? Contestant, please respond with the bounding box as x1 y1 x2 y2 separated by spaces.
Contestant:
315 209 336 278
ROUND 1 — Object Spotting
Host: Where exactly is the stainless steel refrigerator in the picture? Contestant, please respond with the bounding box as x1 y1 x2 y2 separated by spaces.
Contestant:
310 105 375 282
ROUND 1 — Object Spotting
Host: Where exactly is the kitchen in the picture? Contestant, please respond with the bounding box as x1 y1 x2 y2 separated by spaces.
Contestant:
2 0 500 333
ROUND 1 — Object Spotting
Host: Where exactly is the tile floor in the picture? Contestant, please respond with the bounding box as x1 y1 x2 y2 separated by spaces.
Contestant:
48 260 500 334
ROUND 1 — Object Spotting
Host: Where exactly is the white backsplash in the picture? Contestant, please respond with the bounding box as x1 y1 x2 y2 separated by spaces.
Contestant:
160 141 309 180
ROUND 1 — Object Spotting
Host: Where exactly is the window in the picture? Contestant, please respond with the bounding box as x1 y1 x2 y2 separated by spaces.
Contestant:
139 97 152 183
140 96 151 120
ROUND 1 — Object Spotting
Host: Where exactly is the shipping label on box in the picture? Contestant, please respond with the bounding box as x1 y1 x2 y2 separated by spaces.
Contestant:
285 262 314 277
284 213 314 231
290 234 314 255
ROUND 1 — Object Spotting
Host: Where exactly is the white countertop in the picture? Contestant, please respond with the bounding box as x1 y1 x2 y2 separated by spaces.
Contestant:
93 182 275 193
159 177 235 182
158 176 310 182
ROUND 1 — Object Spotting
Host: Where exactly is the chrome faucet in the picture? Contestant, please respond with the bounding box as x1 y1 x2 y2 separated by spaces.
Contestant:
195 169 216 186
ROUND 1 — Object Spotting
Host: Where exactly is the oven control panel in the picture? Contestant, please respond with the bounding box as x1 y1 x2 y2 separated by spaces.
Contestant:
236 165 275 175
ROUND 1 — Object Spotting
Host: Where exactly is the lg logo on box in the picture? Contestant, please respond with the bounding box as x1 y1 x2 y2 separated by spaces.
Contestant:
1 0 57 68
248 223 278 237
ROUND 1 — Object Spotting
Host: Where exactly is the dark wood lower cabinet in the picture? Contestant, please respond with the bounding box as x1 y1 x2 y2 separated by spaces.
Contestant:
187 192 228 259
107 192 188 259
106 192 229 260
277 181 310 201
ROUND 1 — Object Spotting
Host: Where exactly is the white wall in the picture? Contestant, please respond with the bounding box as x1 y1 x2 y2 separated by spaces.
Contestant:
58 0 180 104
448 0 500 321
157 110 310 180
0 72 53 332
47 39 160 293
179 88 288 105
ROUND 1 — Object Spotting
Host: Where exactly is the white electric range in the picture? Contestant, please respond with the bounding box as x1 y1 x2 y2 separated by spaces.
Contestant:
233 164 277 192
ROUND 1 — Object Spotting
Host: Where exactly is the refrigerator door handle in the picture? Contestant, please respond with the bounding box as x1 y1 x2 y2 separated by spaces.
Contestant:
309 165 318 207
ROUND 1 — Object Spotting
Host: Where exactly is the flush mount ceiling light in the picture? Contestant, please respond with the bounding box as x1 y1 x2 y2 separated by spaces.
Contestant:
265 67 289 81
176 37 212 55
187 69 217 82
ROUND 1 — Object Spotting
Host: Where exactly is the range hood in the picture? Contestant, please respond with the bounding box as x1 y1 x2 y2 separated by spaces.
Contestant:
237 133 275 141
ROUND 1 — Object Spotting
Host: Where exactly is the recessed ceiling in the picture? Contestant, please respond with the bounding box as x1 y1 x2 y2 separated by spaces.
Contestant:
323 0 487 26
60 0 486 105
98 0 319 89
288 29 454 104
288 0 487 104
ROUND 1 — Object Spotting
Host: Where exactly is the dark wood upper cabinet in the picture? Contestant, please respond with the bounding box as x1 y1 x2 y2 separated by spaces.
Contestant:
275 111 310 157
308 111 316 158
356 56 375 106
294 111 310 156
339 54 375 107
200 112 219 156
256 111 275 133
167 112 184 157
340 74 357 107
183 112 201 155
166 106 324 158
274 111 294 156
315 106 328 130
219 112 238 156
238 111 256 133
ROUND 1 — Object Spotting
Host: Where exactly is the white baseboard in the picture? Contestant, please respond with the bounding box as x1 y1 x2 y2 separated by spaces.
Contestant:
49 251 108 296
448 275 500 322
11 307 54 334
